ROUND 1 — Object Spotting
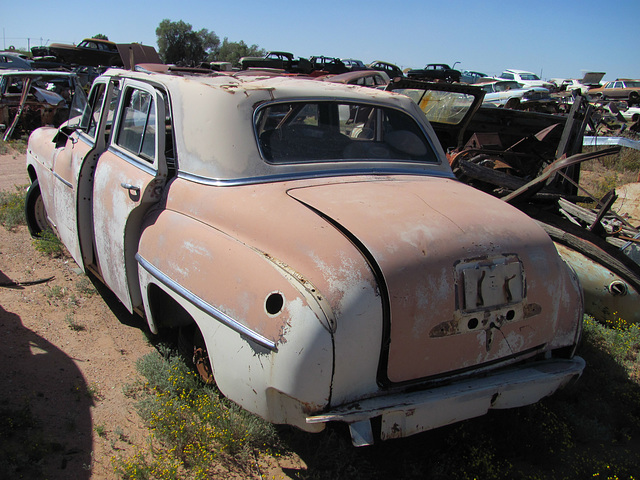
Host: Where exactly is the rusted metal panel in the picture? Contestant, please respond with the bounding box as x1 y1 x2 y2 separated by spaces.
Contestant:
555 244 640 324
288 177 582 383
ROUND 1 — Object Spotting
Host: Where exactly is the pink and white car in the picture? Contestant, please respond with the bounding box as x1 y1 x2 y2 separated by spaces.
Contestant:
25 66 585 445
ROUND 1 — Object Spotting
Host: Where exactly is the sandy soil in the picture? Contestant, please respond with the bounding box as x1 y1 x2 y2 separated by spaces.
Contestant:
0 150 298 480
0 150 156 479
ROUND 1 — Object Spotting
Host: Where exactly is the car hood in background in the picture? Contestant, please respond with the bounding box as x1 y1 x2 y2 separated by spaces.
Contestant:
580 71 606 86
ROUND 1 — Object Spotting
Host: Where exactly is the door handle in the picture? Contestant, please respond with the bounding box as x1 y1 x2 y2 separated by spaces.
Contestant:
120 182 140 193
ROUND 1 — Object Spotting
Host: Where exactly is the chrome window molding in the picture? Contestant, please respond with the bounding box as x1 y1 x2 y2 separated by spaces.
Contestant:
176 167 456 187
107 145 158 176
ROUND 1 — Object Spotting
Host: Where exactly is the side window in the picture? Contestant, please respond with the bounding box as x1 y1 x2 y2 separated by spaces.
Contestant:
115 87 156 163
80 83 107 138
105 80 121 144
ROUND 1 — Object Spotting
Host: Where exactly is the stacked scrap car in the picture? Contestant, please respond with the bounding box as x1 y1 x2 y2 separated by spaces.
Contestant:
31 38 123 67
407 63 461 83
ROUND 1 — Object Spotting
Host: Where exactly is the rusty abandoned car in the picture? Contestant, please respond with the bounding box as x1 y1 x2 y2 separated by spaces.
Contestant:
25 66 585 445
1 70 87 141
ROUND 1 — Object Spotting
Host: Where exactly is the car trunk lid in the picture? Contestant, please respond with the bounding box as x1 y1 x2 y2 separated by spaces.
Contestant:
288 176 572 384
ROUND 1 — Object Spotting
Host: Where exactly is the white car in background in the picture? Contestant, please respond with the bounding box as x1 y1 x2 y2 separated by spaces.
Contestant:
551 72 606 95
477 79 556 111
499 69 554 90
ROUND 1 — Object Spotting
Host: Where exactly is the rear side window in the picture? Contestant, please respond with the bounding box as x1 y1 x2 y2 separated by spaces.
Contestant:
255 101 437 164
115 87 156 162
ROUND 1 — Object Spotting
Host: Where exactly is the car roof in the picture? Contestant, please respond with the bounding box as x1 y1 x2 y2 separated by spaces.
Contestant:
502 69 535 75
321 70 389 83
104 67 445 182
80 38 117 46
0 69 77 78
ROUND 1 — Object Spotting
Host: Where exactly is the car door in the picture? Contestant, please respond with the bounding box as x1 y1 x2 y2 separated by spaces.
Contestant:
50 80 108 268
91 80 168 312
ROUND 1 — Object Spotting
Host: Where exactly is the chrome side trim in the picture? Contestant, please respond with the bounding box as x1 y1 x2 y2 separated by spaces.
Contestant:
136 253 277 351
107 145 157 176
177 168 456 187
53 171 73 188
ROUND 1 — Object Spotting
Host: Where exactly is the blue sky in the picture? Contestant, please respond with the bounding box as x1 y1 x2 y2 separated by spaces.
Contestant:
2 0 639 81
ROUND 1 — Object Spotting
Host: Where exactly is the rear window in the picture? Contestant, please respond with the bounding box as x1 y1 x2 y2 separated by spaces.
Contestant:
255 101 437 164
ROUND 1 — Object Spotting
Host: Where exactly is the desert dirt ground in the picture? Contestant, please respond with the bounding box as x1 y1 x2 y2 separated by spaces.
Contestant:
1 149 299 480
0 149 164 479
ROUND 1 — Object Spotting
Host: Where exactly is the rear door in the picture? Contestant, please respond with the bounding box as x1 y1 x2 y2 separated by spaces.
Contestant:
91 80 169 312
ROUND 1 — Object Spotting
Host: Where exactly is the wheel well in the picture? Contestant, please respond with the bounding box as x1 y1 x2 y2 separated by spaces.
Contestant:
147 283 195 329
27 164 37 183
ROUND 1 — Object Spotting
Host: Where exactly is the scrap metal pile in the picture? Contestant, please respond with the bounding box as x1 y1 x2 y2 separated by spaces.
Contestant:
449 94 640 324
384 78 639 324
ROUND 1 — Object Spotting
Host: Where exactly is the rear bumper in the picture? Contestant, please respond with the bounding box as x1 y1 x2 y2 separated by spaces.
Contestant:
307 356 585 446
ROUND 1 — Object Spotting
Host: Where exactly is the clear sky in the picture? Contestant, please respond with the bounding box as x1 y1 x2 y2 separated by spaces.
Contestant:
2 0 639 82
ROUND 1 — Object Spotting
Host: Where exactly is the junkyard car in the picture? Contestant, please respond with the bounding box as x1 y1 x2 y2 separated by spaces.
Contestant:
239 51 312 74
321 69 390 88
407 63 461 83
477 79 557 111
31 38 123 67
498 69 554 90
309 56 349 74
341 59 367 71
1 70 86 140
460 70 488 84
0 51 33 70
25 67 585 446
368 60 404 79
550 72 605 95
589 79 640 106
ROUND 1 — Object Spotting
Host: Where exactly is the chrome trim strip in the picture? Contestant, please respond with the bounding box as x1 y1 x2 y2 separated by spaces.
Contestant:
77 132 96 147
107 145 157 176
136 253 277 351
53 171 73 188
177 168 456 187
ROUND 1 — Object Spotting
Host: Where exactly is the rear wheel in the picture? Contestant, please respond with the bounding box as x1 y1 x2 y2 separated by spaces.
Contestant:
25 179 48 237
629 91 640 106
178 324 215 384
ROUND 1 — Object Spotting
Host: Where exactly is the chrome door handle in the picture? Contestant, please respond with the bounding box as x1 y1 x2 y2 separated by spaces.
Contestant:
120 182 140 193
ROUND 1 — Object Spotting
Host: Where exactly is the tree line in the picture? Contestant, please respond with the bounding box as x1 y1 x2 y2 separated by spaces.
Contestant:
154 19 265 67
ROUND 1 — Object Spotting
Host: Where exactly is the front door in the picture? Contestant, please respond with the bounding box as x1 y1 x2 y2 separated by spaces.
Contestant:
51 80 109 268
92 80 167 312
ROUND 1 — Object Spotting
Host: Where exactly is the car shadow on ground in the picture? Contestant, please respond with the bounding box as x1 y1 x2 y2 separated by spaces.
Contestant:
274 334 640 480
0 285 93 479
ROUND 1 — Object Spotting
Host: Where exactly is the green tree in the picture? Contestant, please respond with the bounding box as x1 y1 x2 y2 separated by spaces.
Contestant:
92 34 109 41
155 19 220 66
215 38 265 67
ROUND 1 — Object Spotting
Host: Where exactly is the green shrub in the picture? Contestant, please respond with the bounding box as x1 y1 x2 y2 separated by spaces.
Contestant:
113 348 281 479
33 229 65 257
0 186 27 230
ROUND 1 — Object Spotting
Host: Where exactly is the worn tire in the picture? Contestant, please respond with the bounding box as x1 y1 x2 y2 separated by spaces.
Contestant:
25 179 48 237
629 91 640 106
